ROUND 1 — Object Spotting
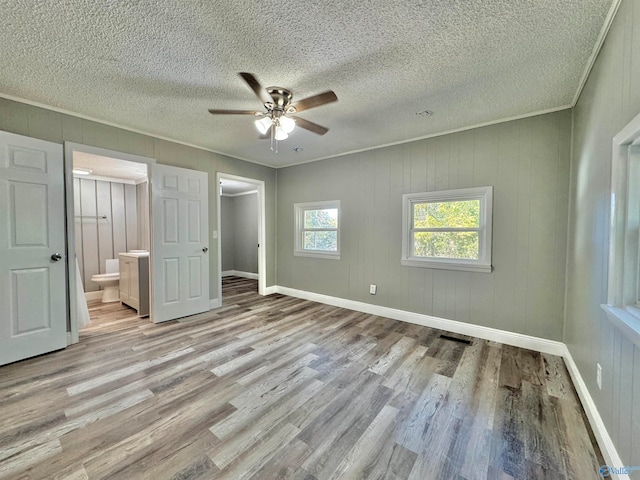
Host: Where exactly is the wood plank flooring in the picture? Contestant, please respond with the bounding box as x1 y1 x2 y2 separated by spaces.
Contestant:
0 277 604 479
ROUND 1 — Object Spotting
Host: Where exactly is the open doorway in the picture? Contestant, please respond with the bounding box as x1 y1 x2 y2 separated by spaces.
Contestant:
65 143 155 343
216 172 266 305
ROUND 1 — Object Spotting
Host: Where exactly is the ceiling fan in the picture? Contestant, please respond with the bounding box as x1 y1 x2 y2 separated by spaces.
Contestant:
208 72 338 151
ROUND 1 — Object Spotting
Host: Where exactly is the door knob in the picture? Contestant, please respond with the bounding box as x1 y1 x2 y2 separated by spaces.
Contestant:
51 253 63 261
202 247 208 253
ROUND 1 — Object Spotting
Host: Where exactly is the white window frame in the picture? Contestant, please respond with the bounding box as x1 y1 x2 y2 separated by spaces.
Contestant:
401 186 493 273
602 111 640 345
294 200 341 260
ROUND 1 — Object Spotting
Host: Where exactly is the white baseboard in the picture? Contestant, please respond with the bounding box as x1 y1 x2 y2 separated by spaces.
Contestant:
562 347 629 480
84 291 103 301
272 285 566 356
209 298 221 309
263 285 278 296
222 270 259 280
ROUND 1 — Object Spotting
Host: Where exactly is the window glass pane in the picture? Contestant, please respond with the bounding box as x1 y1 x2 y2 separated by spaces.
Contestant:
413 200 480 228
304 208 338 229
413 231 479 260
303 230 337 251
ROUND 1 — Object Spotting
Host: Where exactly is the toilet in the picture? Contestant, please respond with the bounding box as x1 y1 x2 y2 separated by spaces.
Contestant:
91 259 120 303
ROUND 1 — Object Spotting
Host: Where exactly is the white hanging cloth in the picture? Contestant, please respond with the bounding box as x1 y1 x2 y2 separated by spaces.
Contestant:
75 258 91 329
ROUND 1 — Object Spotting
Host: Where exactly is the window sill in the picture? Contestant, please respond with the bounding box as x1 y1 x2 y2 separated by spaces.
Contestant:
401 258 492 273
294 251 341 260
601 304 640 348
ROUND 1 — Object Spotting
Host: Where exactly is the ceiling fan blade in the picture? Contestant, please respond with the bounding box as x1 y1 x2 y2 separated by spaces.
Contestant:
291 116 329 135
208 109 262 115
290 91 337 113
239 72 272 105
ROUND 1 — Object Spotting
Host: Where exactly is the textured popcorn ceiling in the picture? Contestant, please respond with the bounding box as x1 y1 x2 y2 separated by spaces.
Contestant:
0 0 613 167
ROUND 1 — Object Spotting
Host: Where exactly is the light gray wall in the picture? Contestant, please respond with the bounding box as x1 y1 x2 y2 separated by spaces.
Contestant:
566 0 640 467
220 194 258 274
233 193 258 274
73 178 137 292
136 181 149 251
0 97 277 301
220 195 236 272
277 110 571 341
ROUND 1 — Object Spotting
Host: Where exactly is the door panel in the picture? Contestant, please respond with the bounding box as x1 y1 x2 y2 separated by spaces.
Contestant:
0 131 66 366
188 256 202 298
151 163 209 322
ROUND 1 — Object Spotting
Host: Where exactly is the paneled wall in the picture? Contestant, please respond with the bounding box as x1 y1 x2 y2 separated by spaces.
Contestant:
0 97 277 302
136 181 149 251
74 178 137 292
566 0 640 468
277 110 571 341
221 193 259 274
221 196 236 272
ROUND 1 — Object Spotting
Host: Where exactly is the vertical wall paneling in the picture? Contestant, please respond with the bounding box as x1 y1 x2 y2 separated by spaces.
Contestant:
74 179 137 292
73 178 84 289
492 121 520 333
137 182 150 251
566 0 640 466
220 193 259 274
124 184 138 251
79 179 99 292
96 181 114 272
111 182 127 258
632 347 640 467
617 337 634 463
220 196 235 272
233 193 258 274
0 96 277 302
276 110 571 341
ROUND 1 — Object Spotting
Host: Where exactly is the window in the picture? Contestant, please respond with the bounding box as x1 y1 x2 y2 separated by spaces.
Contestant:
294 200 340 259
603 113 640 342
401 186 493 272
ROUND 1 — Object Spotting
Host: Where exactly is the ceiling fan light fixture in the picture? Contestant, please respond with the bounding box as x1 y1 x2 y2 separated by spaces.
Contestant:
279 116 296 134
255 116 272 134
274 126 289 141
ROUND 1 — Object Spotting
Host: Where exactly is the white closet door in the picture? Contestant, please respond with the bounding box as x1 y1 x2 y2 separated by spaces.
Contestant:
0 131 67 366
150 164 209 322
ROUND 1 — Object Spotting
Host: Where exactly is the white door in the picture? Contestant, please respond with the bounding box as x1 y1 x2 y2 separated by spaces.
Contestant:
151 164 209 322
0 131 66 366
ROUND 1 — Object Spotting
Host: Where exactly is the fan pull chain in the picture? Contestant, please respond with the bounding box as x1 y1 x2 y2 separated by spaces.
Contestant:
269 124 279 153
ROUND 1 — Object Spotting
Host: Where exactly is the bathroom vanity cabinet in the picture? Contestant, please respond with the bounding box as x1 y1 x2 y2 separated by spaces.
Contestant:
119 252 149 317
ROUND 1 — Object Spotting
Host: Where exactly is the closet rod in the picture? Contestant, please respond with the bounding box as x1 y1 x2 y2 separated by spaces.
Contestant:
75 215 108 219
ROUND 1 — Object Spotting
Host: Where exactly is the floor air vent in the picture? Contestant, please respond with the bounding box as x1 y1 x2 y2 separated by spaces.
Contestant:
439 334 472 345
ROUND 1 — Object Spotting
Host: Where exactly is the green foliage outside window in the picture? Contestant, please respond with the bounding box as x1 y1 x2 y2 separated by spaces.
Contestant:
412 200 480 260
303 208 338 251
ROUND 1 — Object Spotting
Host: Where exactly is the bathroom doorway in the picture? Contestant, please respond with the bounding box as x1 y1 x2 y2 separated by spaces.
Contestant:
65 143 155 343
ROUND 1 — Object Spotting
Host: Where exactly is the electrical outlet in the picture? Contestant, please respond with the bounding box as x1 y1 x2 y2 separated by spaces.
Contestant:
369 284 377 295
596 363 602 390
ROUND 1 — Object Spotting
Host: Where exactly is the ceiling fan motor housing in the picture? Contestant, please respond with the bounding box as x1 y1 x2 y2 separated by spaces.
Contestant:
267 87 293 111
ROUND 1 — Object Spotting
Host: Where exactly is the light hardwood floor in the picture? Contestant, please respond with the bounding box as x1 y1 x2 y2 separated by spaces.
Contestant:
0 277 604 479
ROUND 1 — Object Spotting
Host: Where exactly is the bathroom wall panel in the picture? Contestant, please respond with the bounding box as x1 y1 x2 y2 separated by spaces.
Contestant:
111 182 127 258
75 178 137 292
137 182 149 251
96 181 113 273
79 178 99 292
73 178 84 289
124 184 138 251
